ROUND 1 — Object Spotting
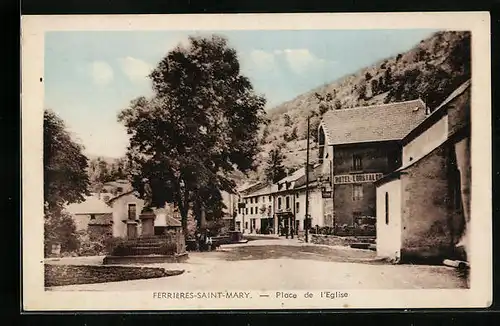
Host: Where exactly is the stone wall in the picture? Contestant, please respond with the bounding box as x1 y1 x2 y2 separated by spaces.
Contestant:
44 264 173 287
400 145 458 260
309 234 373 247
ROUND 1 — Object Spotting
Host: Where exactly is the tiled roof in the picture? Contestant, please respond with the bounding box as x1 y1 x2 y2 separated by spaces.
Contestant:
320 99 427 145
66 195 113 215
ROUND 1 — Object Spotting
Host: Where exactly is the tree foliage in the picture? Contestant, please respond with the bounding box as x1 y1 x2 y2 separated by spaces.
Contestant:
44 109 90 214
264 145 287 184
43 109 89 255
118 35 266 235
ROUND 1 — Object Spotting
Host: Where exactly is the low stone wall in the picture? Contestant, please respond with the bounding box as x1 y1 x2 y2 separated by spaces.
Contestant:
45 264 183 287
307 234 375 247
103 253 189 265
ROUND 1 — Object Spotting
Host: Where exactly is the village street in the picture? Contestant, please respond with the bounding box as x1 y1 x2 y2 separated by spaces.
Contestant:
47 238 467 291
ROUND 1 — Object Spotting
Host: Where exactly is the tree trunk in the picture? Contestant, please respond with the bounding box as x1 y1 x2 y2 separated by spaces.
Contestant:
177 191 190 241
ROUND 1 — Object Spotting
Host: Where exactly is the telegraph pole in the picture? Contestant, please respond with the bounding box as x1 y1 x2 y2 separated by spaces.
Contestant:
305 115 310 243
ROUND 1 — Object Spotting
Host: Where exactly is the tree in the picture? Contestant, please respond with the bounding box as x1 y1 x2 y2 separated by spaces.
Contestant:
309 115 321 143
44 209 80 255
283 113 292 127
119 35 266 237
44 109 89 255
357 82 367 100
333 99 342 110
44 109 90 215
384 67 392 86
290 126 298 140
264 146 287 183
371 79 379 95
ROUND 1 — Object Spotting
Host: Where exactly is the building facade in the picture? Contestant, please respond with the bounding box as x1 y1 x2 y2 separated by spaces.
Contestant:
65 194 114 239
235 167 323 236
375 80 471 263
107 191 145 238
317 99 428 231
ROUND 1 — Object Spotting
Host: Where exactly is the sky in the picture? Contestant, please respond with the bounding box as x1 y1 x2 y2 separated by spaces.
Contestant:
44 29 439 158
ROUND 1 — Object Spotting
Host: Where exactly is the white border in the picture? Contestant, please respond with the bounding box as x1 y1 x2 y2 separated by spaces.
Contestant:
21 12 492 311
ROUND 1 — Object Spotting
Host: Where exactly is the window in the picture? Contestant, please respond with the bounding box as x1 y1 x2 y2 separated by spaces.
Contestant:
245 222 248 229
128 203 136 220
250 207 254 214
268 205 272 213
296 202 300 213
352 184 363 201
256 196 259 203
245 208 248 215
296 193 299 198
385 192 389 224
353 154 363 171
250 198 253 204
90 214 96 220
268 195 271 201
285 196 290 209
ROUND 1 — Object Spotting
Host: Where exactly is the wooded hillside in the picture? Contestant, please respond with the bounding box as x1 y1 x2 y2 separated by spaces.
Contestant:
246 31 471 183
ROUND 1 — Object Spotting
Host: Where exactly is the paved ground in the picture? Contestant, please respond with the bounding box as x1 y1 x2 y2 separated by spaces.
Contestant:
47 238 468 291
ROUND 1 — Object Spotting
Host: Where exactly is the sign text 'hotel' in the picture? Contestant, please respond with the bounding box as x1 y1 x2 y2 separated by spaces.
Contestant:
333 173 384 185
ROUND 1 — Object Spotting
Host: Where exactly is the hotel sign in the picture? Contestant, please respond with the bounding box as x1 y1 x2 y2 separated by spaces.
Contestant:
333 173 384 185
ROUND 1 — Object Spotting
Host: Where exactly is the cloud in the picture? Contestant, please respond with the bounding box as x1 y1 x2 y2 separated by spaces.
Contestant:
279 49 331 74
118 57 153 84
248 48 336 75
89 61 114 86
248 49 276 72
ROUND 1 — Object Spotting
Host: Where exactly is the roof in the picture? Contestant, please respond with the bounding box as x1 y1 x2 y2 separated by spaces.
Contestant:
107 190 139 203
320 99 427 146
403 80 471 145
101 180 134 193
88 214 113 226
375 136 449 186
432 79 471 114
65 195 113 215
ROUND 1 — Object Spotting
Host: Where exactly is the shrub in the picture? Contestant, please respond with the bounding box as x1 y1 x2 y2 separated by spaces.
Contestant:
44 209 80 256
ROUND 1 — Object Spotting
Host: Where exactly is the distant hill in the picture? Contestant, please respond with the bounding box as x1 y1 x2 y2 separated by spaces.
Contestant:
244 30 471 183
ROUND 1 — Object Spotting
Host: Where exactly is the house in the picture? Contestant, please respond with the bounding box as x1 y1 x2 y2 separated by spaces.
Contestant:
317 99 429 231
65 194 113 240
234 166 324 236
106 190 145 238
235 182 273 234
106 188 183 238
374 80 471 263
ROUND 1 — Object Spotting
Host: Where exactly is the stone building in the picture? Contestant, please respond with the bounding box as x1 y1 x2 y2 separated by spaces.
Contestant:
375 80 471 263
65 194 113 240
317 99 429 229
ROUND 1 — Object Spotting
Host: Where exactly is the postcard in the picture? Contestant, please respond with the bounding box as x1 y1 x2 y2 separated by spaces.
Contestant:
21 12 492 311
